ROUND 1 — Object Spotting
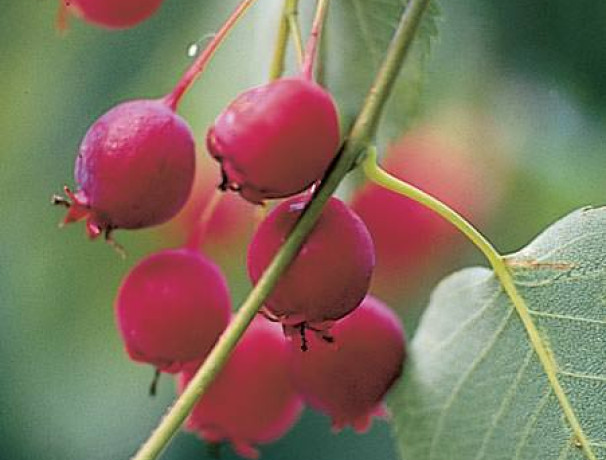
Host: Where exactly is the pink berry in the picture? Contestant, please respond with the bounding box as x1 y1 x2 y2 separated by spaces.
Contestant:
55 99 195 239
63 0 164 29
178 318 303 459
247 197 374 338
289 296 406 433
115 248 230 373
206 77 340 204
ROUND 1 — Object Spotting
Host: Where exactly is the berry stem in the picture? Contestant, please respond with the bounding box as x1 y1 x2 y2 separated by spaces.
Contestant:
361 148 596 460
269 0 304 80
131 1 431 459
55 0 69 34
185 188 223 249
363 147 502 276
287 4 305 67
301 0 330 80
164 0 259 111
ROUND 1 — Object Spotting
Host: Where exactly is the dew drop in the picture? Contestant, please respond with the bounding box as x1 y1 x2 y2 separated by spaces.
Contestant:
186 34 216 59
186 43 199 58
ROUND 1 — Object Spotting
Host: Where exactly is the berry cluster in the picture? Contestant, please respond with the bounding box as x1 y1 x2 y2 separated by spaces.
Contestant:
178 296 404 458
53 1 407 458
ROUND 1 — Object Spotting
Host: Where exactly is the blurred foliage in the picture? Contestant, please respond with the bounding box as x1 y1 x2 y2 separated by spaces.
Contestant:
0 0 604 459
320 0 439 135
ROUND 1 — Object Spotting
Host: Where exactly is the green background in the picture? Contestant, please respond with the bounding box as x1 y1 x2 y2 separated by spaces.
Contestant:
1 0 604 459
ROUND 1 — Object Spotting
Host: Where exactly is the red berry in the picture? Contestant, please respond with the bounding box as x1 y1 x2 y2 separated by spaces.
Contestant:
63 0 164 29
290 296 406 433
247 197 374 336
56 99 195 239
178 318 303 459
115 248 231 373
206 77 340 204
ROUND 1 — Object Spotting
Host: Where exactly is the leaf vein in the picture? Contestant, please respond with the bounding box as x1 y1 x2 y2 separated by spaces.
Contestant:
424 285 502 352
556 439 573 460
528 309 606 326
474 349 535 460
511 388 554 460
428 303 515 460
513 267 606 288
559 371 606 383
527 230 606 263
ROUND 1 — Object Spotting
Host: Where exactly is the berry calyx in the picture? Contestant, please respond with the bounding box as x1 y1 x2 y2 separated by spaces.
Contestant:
59 0 164 29
115 248 231 373
178 318 303 459
247 196 375 338
289 296 406 433
54 99 196 241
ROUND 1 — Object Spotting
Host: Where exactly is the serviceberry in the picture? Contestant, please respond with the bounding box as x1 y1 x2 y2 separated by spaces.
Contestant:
115 248 231 373
206 77 340 204
60 0 164 29
289 295 406 433
178 317 303 459
54 99 195 241
247 196 374 340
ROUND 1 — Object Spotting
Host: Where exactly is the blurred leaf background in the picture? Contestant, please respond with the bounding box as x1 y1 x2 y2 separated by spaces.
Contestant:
1 0 605 459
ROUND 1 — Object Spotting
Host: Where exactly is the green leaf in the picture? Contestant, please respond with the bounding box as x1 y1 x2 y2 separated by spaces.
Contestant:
391 207 606 460
323 0 440 131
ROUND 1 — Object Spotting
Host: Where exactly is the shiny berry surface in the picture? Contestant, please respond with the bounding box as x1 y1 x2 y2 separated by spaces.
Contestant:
60 99 195 237
115 248 231 373
65 0 164 29
290 296 406 433
179 318 303 459
207 77 340 203
247 197 374 331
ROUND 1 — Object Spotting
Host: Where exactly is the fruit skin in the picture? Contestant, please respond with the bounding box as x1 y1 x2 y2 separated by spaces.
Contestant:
65 0 164 29
206 77 340 204
289 295 406 433
247 196 375 333
178 318 303 459
61 99 195 237
115 248 231 373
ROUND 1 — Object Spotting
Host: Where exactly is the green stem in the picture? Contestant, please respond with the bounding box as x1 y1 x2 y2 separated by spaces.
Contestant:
130 1 431 459
363 148 502 274
362 149 596 460
287 3 305 65
269 0 303 80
